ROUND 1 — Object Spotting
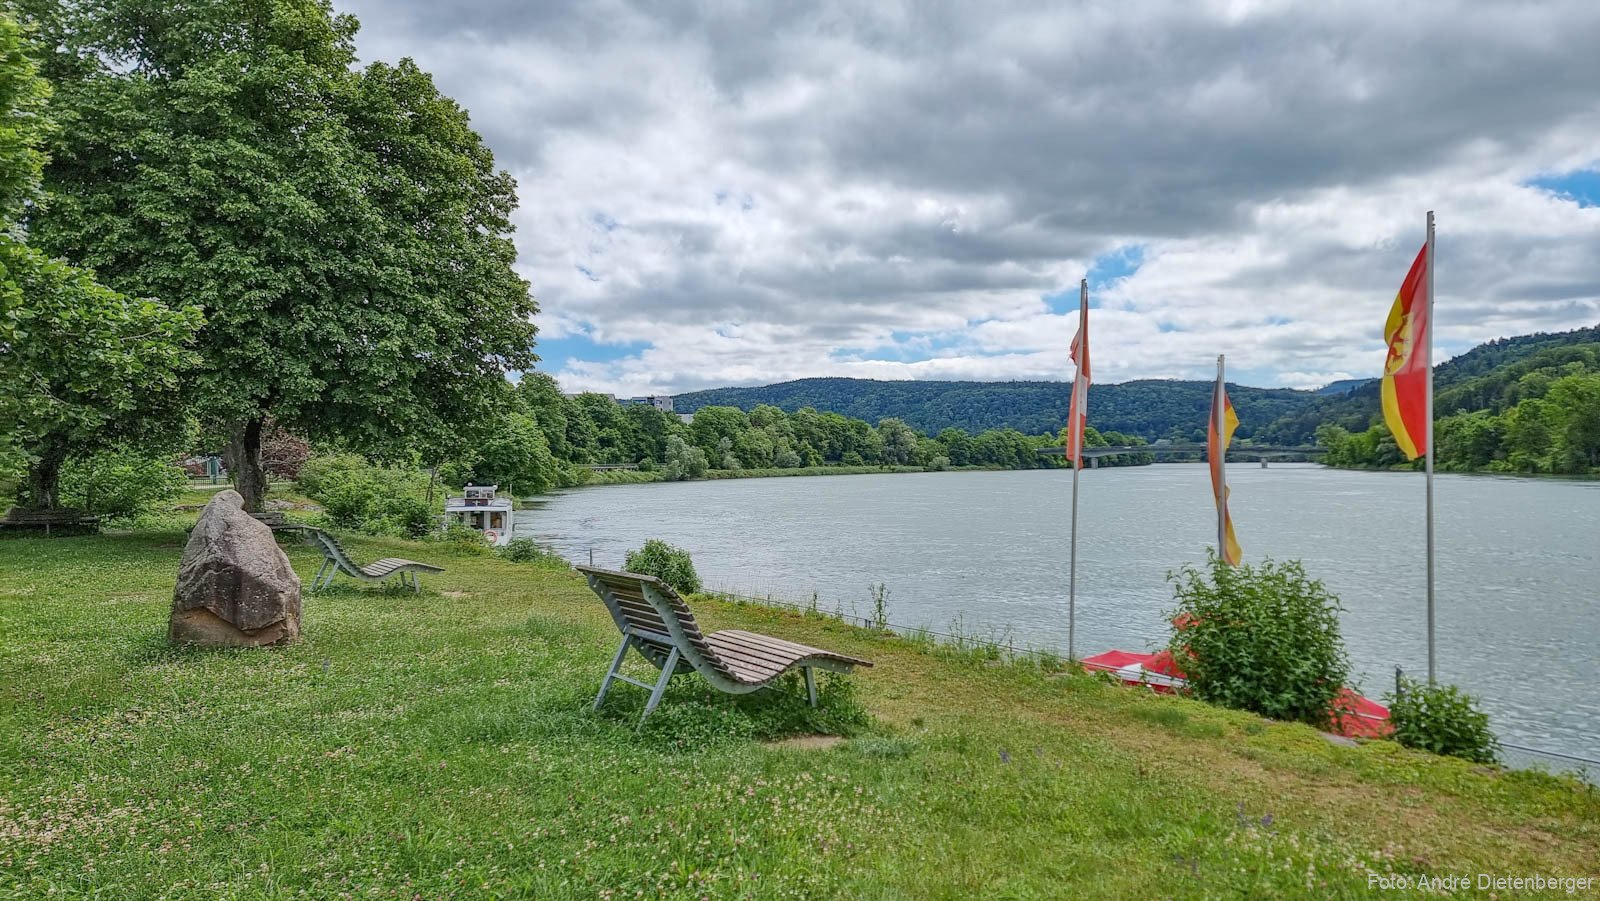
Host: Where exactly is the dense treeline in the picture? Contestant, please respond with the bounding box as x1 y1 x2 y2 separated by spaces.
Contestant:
1258 325 1600 446
1314 339 1600 474
446 373 1153 495
677 377 1318 441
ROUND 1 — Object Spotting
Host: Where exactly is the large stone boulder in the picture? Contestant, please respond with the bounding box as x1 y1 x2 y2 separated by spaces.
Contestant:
169 490 301 647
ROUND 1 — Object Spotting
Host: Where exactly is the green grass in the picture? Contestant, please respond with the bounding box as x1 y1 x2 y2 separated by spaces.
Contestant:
2 530 1597 898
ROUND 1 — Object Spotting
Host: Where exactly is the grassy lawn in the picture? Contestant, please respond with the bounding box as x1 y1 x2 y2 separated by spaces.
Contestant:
1 529 1596 898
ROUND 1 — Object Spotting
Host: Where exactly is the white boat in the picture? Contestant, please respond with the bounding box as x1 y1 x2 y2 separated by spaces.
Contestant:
443 485 515 547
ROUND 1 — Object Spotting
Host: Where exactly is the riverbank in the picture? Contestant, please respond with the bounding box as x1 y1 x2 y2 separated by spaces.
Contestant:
3 528 1596 897
575 463 1006 489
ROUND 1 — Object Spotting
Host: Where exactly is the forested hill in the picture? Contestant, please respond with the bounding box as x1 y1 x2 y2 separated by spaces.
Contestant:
676 377 1318 441
1255 323 1600 445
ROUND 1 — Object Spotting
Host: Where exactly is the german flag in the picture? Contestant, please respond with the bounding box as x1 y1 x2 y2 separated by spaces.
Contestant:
1382 244 1431 460
1208 375 1242 566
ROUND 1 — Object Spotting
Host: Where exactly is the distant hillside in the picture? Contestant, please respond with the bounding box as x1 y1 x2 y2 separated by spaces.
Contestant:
1257 323 1600 444
1316 378 1375 396
676 377 1318 441
677 323 1600 444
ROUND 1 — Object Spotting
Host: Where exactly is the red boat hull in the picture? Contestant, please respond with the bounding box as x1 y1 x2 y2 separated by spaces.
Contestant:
1082 649 1392 739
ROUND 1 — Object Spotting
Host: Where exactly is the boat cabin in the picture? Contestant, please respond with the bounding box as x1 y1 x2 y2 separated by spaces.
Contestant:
443 484 515 547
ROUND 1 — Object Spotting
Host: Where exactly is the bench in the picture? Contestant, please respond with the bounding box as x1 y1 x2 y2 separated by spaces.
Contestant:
296 526 444 593
578 566 872 722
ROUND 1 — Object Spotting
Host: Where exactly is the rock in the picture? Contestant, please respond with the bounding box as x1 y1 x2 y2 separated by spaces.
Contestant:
169 490 301 647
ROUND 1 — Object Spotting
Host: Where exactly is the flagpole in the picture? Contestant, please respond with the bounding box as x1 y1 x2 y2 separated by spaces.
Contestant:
1068 278 1087 662
1425 211 1436 684
1216 354 1227 556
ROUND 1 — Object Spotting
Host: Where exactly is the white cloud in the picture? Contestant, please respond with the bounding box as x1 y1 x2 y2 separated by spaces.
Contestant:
339 0 1600 396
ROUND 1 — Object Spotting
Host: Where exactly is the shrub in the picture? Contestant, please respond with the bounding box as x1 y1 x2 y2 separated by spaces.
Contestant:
1166 553 1350 727
297 454 434 537
58 452 188 521
1385 677 1499 763
497 537 568 568
430 521 493 555
625 538 702 595
772 443 802 469
663 436 708 481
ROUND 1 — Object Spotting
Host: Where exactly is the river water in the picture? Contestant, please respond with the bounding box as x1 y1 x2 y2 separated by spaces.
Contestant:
517 465 1599 768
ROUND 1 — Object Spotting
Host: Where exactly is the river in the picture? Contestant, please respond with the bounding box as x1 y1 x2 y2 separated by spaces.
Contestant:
516 464 1599 769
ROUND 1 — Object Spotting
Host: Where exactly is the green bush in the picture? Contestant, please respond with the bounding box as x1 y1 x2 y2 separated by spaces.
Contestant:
663 436 708 481
1167 553 1350 727
428 521 493 555
625 538 702 595
497 537 567 568
1385 677 1499 764
297 454 434 537
58 452 188 521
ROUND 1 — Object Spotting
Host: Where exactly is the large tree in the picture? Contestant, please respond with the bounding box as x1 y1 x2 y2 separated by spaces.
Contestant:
22 0 537 511
0 8 199 511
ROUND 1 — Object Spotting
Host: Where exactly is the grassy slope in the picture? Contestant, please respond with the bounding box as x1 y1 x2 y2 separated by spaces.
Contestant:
1 531 1596 899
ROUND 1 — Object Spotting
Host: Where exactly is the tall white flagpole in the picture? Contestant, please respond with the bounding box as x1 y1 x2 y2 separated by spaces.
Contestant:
1068 278 1087 662
1216 354 1228 556
1425 211 1436 684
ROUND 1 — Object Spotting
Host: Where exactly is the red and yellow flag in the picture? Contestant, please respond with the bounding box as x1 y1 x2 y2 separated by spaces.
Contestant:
1208 378 1242 566
1382 244 1431 460
1066 294 1090 468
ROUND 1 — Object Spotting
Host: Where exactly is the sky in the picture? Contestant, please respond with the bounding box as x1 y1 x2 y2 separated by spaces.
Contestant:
338 0 1600 394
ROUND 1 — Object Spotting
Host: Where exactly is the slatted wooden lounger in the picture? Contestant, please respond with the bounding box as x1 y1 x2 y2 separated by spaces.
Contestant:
578 565 873 722
298 527 444 593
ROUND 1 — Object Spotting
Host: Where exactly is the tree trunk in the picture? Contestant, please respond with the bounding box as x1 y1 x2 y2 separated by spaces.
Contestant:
19 433 70 511
225 417 268 513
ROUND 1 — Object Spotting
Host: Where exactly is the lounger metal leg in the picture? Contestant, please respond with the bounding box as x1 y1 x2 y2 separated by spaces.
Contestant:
594 634 631 711
641 648 679 723
311 560 330 592
804 666 818 707
412 572 421 594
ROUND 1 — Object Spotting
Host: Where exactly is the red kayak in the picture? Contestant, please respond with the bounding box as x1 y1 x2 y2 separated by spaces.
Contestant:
1081 649 1392 739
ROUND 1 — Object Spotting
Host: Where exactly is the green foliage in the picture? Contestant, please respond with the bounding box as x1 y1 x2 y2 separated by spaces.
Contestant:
676 377 1318 440
57 451 187 521
1385 677 1499 764
23 0 537 509
662 434 709 481
496 537 567 568
1167 553 1351 728
868 582 890 631
624 538 702 595
0 12 200 510
1314 364 1600 474
493 376 1112 488
1275 325 1600 467
455 412 560 497
296 454 433 538
430 521 492 555
0 5 48 221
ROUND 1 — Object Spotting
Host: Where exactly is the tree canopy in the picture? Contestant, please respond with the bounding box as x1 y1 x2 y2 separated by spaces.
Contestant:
675 376 1319 441
21 0 536 509
0 8 199 510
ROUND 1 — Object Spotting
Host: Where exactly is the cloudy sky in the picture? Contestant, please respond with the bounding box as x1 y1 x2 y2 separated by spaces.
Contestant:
340 0 1600 393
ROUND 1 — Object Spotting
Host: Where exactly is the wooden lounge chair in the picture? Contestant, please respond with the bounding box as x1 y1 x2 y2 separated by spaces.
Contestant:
578 566 872 722
297 526 444 593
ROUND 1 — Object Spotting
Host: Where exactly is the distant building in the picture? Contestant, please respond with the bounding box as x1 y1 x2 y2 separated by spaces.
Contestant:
621 395 674 413
561 392 674 412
